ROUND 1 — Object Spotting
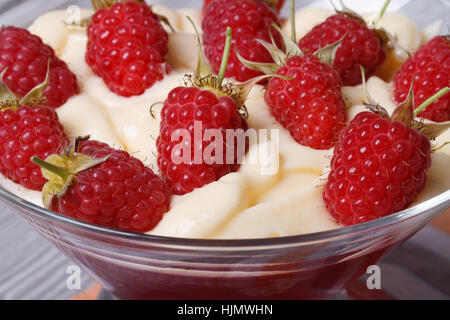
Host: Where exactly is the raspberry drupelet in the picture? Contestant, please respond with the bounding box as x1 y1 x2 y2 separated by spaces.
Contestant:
33 139 172 233
0 26 79 108
0 67 69 190
157 87 248 195
202 0 286 15
237 4 347 150
0 105 69 190
157 25 255 195
323 112 431 225
86 0 169 97
202 0 283 82
265 54 346 149
393 36 450 122
298 9 387 86
323 84 450 226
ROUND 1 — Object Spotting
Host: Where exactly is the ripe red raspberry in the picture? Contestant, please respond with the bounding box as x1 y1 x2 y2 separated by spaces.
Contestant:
38 140 172 233
323 112 432 226
86 1 169 97
298 14 386 86
157 87 248 195
0 105 69 190
265 54 346 149
202 0 286 15
393 36 450 122
202 0 282 82
0 26 79 108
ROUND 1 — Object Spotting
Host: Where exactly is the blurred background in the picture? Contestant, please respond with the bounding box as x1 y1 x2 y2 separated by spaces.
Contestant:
1 0 447 27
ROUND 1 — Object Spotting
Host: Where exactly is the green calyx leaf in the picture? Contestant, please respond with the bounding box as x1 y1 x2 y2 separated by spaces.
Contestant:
232 73 293 113
391 79 415 124
417 121 450 142
315 33 346 66
186 16 213 81
391 86 450 142
236 22 303 75
271 23 302 58
91 0 115 11
360 67 392 120
235 44 279 75
0 68 18 108
332 0 367 26
1 59 51 110
255 39 286 66
32 137 110 209
373 27 411 58
184 17 253 115
19 59 50 106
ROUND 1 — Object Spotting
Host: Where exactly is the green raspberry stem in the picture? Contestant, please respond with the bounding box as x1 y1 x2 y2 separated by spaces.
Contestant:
31 157 70 180
414 87 450 117
290 0 296 42
217 27 232 87
375 0 392 25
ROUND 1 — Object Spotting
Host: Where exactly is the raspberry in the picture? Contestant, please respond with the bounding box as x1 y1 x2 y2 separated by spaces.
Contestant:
0 105 69 190
45 140 172 233
202 0 286 15
323 112 431 226
157 87 248 195
86 1 169 97
0 26 79 108
393 36 450 122
265 54 346 150
298 14 386 86
202 0 283 82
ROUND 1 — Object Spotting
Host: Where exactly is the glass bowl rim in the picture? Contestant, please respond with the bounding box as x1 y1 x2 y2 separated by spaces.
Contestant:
1 184 449 248
0 0 449 249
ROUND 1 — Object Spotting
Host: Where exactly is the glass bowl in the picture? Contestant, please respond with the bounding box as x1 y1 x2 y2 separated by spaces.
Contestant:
0 0 449 299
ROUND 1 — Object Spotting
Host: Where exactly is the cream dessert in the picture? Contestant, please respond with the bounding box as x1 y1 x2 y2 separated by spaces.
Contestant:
0 4 449 239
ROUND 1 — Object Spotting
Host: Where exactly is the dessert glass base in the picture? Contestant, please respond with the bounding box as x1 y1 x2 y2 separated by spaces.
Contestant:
2 185 449 299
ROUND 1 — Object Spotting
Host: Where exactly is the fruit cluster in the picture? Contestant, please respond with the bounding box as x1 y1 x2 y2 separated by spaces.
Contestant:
0 0 448 233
